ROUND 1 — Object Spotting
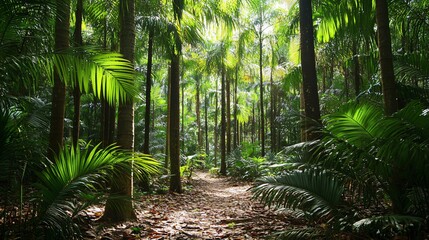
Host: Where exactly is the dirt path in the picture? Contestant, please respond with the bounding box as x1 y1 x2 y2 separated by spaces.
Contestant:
92 172 298 239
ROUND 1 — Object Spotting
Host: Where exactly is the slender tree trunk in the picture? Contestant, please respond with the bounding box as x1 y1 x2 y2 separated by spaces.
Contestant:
214 77 219 167
226 74 231 155
181 71 185 151
48 0 70 160
376 0 398 115
165 66 171 169
204 93 209 155
251 103 255 144
143 29 154 154
72 0 83 147
353 40 361 97
259 34 265 156
299 0 321 141
220 65 227 175
270 66 276 153
103 0 136 221
169 52 182 193
196 74 202 149
233 67 238 150
101 29 116 148
376 0 402 213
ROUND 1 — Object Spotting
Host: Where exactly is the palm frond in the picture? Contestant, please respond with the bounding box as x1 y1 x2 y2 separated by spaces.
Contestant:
35 143 161 238
353 215 423 238
324 103 383 148
274 227 324 240
251 169 344 221
48 50 138 105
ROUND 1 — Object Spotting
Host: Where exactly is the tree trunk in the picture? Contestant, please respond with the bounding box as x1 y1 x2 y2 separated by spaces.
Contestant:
376 0 398 115
376 0 403 213
48 0 70 160
101 29 116 148
353 40 361 97
196 74 202 150
72 0 83 147
214 77 219 167
259 34 265 156
103 0 136 221
165 66 171 169
270 66 276 153
101 98 115 147
180 66 185 152
220 65 227 175
143 29 154 154
226 73 231 155
169 52 182 193
299 0 321 141
204 93 209 155
233 67 238 150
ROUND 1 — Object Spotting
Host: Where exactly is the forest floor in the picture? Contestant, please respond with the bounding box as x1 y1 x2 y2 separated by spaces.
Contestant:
85 171 304 239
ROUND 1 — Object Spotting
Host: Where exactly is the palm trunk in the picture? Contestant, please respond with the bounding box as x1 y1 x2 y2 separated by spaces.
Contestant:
233 67 238 149
103 0 136 221
72 0 83 147
270 65 276 153
169 52 182 193
204 93 209 155
165 66 171 169
299 0 321 141
226 74 231 155
376 0 398 115
353 40 361 97
214 77 219 167
259 33 265 156
196 74 202 149
48 0 70 160
220 65 227 175
143 28 154 154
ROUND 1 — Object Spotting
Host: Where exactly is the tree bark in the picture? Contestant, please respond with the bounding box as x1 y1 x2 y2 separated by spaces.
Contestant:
352 40 361 97
220 64 227 175
196 74 202 149
48 0 70 160
204 93 209 155
376 0 398 115
103 0 136 221
226 73 231 155
259 33 265 156
214 77 219 167
299 0 321 141
233 67 238 149
169 53 182 193
143 28 154 154
72 0 83 147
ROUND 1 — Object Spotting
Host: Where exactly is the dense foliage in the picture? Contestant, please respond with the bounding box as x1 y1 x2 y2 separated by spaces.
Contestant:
1 0 429 238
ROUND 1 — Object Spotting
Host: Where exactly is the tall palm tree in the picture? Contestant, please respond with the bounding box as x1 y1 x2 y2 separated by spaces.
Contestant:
169 0 184 193
299 0 321 141
376 0 398 115
48 0 70 159
72 0 83 147
103 0 136 221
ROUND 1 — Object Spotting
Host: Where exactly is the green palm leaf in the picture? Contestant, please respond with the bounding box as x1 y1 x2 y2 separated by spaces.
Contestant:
324 103 383 148
47 50 137 105
35 143 161 238
252 169 344 220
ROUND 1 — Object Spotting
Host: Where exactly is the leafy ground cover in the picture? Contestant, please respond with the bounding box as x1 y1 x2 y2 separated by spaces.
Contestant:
84 171 303 239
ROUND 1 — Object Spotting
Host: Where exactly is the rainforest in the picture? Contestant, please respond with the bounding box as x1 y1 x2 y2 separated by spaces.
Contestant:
1 0 429 239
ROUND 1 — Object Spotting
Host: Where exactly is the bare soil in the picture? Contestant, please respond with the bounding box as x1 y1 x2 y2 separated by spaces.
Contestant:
87 171 301 239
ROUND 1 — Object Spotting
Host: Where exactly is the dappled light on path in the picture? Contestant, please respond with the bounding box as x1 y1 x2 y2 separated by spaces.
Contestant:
134 172 296 239
89 171 301 239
